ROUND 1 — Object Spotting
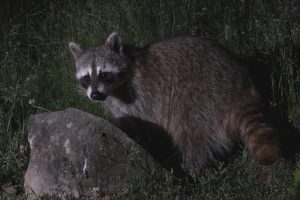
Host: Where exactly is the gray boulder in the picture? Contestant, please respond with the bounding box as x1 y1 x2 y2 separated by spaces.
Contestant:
24 108 163 199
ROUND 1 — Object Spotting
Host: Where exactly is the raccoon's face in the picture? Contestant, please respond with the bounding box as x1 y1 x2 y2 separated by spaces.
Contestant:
69 32 128 101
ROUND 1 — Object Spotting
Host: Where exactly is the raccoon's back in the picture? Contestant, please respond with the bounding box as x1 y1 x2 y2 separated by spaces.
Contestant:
132 37 253 122
138 37 250 93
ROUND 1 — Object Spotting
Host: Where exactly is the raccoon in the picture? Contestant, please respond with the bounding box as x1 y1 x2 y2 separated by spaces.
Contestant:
69 32 281 174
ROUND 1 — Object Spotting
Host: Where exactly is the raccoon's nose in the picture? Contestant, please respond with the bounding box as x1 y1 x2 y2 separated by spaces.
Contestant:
90 91 107 101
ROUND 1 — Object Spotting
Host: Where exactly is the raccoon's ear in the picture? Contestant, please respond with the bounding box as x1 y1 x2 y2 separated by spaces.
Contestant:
105 32 122 54
69 42 82 60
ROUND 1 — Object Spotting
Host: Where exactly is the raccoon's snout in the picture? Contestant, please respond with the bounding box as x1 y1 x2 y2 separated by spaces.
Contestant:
90 91 107 101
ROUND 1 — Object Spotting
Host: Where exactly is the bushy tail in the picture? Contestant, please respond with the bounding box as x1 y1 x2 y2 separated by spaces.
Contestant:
238 105 281 164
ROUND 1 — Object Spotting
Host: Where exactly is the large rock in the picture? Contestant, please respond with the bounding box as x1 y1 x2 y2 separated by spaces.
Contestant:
24 108 163 199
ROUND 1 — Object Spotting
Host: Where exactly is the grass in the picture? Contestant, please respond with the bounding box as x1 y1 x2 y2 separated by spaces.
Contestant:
120 158 294 200
0 0 299 199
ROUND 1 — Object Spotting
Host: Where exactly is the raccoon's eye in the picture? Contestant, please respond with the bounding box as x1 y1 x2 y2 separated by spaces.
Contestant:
79 75 90 89
83 75 90 82
99 72 114 82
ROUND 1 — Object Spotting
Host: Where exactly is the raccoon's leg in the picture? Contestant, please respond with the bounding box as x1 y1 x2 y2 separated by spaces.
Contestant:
237 104 281 164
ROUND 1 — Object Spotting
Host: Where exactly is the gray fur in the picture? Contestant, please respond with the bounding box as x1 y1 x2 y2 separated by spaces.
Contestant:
69 33 281 173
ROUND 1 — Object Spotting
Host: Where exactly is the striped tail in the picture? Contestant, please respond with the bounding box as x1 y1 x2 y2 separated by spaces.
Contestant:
238 104 281 164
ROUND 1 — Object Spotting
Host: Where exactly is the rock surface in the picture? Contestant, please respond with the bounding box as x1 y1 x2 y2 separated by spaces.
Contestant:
24 108 162 199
